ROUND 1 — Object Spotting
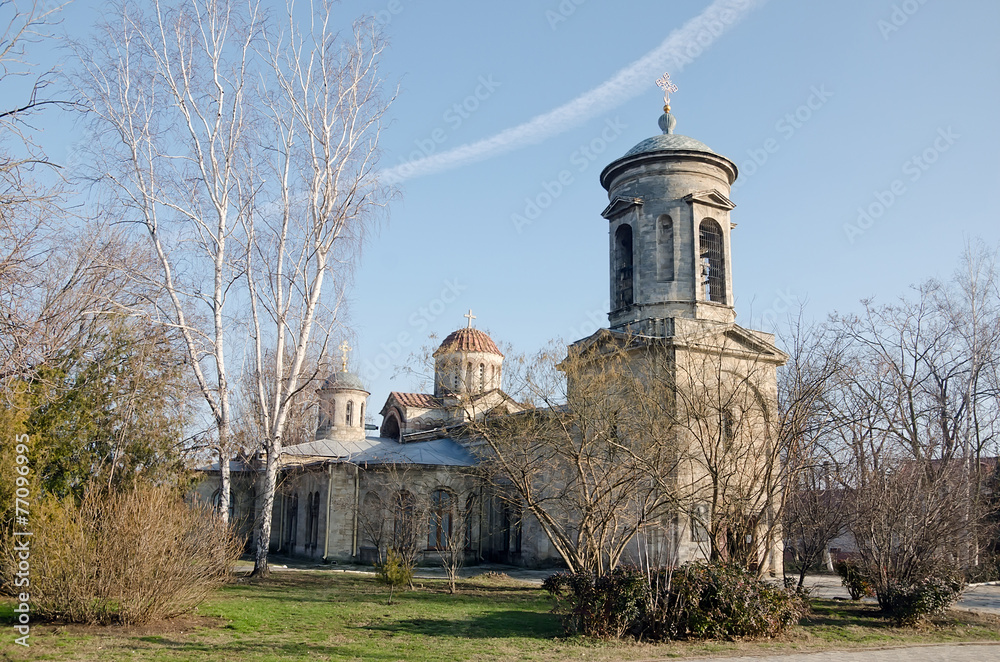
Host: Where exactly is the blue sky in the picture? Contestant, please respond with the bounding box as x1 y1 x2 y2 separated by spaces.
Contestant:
33 0 1000 421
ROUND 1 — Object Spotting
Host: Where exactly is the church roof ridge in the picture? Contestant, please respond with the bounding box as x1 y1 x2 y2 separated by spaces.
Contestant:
387 391 443 409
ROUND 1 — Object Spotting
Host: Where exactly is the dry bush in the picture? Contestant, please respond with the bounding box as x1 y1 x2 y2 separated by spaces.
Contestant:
1 482 241 625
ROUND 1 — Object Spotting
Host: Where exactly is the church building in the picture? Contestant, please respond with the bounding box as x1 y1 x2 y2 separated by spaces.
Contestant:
202 91 787 574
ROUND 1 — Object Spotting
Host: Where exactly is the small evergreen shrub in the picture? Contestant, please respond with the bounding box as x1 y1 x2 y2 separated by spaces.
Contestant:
834 560 875 600
542 566 648 639
377 548 414 605
879 576 965 626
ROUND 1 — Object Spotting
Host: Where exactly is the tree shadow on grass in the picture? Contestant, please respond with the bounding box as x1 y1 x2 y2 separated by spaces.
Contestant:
71 637 435 661
803 601 893 628
363 610 562 640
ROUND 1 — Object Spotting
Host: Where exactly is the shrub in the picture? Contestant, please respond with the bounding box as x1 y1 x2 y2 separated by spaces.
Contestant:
542 566 648 639
879 576 966 626
0 482 241 625
377 548 415 605
543 563 804 641
644 563 805 641
834 560 874 600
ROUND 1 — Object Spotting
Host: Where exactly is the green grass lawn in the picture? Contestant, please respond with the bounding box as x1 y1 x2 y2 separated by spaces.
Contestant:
2 571 1000 661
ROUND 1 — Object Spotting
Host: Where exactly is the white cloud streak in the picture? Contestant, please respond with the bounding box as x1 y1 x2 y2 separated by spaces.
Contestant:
382 0 767 185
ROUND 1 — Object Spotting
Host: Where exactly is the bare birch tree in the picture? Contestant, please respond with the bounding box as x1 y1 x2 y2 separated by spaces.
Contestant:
244 4 389 576
74 0 389 550
73 0 264 523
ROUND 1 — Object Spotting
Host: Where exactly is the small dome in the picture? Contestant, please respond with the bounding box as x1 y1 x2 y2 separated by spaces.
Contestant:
622 111 716 158
433 327 503 357
623 133 716 157
322 369 368 392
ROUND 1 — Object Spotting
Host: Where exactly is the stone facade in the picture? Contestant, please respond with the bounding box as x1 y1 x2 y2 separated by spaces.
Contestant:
579 109 787 573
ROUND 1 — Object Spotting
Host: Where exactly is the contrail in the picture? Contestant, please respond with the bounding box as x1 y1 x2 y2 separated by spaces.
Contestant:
382 0 767 185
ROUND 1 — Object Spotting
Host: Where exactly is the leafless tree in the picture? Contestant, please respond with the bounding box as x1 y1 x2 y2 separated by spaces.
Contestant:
821 245 1000 594
776 315 850 587
244 3 389 576
1 0 73 183
73 0 265 523
668 340 787 574
356 464 427 586
73 0 390 560
436 488 476 594
783 463 850 589
470 338 683 576
0 0 97 387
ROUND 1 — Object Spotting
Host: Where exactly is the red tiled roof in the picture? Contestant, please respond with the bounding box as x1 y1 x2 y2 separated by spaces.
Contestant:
433 327 503 357
389 391 442 409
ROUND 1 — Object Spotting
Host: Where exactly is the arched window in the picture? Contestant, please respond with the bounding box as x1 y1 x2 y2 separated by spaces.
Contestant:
392 490 416 550
285 492 299 549
614 224 634 310
428 489 454 550
361 492 381 549
465 494 477 550
479 363 485 392
305 491 320 553
699 219 726 303
346 400 354 427
466 362 473 391
452 367 460 390
360 403 365 427
657 215 674 281
211 489 236 523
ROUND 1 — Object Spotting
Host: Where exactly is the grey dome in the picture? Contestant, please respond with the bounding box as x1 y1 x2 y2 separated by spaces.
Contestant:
621 111 716 158
623 133 716 157
322 370 368 392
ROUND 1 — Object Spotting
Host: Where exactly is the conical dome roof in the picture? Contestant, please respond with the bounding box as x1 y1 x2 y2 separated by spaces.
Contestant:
433 327 503 357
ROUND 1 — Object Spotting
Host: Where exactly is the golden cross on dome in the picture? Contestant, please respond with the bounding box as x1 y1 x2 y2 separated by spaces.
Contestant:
656 72 678 108
464 309 476 328
339 340 351 372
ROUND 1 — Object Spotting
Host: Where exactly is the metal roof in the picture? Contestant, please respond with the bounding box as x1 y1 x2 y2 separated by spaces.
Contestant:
283 435 478 467
321 369 369 392
623 133 716 157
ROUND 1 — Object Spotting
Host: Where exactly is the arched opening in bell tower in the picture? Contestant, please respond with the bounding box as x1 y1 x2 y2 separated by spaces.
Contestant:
614 224 634 310
699 219 726 304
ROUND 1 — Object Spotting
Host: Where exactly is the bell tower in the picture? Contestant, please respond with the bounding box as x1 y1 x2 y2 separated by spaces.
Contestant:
599 78 738 334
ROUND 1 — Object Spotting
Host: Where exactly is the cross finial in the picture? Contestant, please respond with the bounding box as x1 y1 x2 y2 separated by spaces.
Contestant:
339 340 351 372
656 72 678 110
464 309 476 329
